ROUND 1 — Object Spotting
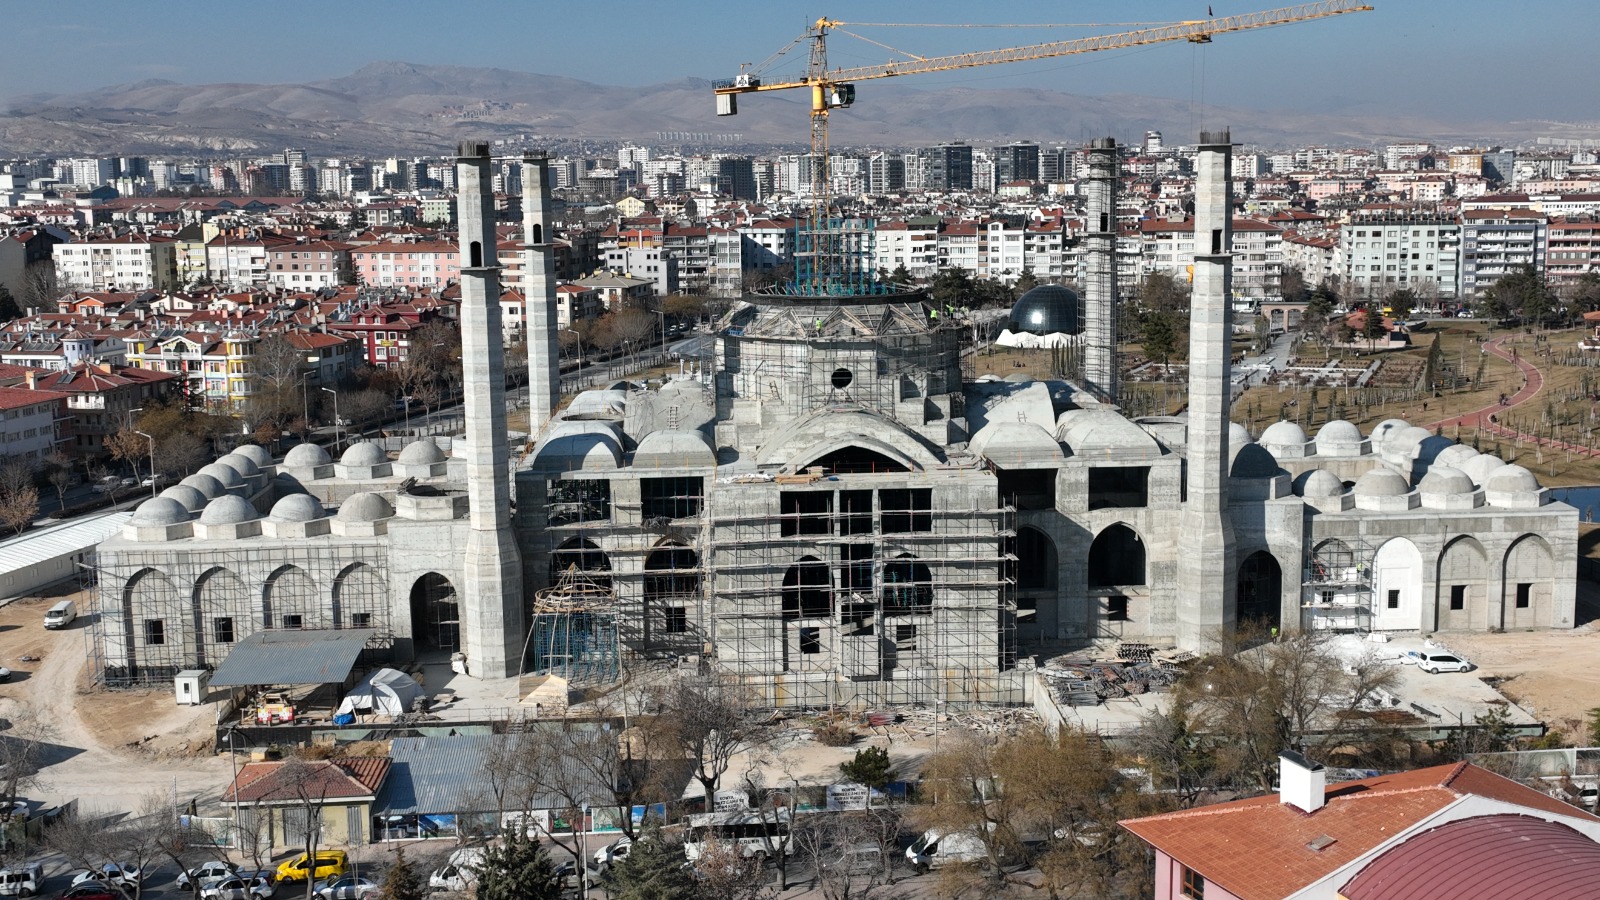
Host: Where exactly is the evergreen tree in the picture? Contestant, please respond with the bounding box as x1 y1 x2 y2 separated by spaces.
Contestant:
475 829 562 900
839 745 894 792
376 849 423 900
0 285 19 323
602 822 697 900
1012 268 1039 296
887 263 912 286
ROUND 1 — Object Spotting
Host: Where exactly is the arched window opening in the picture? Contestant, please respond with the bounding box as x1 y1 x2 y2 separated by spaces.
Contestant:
553 537 612 590
782 556 833 620
1088 524 1146 587
882 555 933 614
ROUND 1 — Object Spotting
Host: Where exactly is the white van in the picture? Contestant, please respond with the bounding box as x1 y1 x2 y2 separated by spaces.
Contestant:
44 600 76 629
428 848 483 893
905 829 990 873
0 863 44 897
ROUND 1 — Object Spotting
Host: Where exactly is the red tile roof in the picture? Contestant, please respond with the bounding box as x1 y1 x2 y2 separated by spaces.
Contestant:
1340 814 1600 900
223 757 390 804
1120 762 1598 900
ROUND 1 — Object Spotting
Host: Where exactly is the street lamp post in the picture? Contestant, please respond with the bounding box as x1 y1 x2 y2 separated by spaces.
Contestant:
320 387 340 453
135 430 156 499
226 727 242 838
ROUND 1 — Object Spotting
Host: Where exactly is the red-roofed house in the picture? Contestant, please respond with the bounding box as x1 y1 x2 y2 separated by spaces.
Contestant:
222 757 391 846
0 384 70 464
19 362 178 459
1121 755 1600 900
265 240 353 289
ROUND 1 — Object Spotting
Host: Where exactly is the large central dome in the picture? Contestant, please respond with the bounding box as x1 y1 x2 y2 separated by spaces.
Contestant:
1009 284 1082 336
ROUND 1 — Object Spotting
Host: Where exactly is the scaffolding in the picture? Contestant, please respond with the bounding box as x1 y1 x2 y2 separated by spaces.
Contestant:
790 217 891 297
88 540 393 687
704 474 1019 709
1302 536 1376 632
525 565 621 686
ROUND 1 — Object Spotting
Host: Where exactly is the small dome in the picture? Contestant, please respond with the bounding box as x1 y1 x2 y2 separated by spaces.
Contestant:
1355 467 1411 497
1259 420 1308 447
1295 469 1346 499
216 453 260 477
1231 443 1284 478
1390 425 1434 455
1369 418 1411 449
397 440 446 465
1008 284 1082 336
130 496 190 526
1228 422 1253 447
269 493 326 522
1315 420 1362 444
198 463 244 489
1487 464 1540 493
340 441 388 467
180 473 225 499
1419 466 1475 496
284 443 332 467
1433 444 1479 469
158 484 208 513
337 492 394 522
1461 454 1507 486
198 494 259 525
233 444 273 468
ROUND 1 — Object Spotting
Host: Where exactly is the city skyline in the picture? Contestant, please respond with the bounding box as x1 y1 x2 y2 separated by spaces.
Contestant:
6 0 1594 126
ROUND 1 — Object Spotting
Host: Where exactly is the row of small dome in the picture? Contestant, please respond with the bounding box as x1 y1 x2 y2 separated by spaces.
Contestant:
131 489 395 527
282 439 446 469
1291 459 1540 500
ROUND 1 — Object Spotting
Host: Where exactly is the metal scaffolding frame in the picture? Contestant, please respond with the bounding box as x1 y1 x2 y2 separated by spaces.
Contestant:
525 566 621 686
88 543 393 687
1302 536 1376 632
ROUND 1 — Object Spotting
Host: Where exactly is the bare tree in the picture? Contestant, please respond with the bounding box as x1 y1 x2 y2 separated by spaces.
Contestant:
45 798 175 900
104 428 150 482
792 810 902 900
249 333 310 427
656 675 764 799
17 265 81 315
44 451 73 510
0 457 39 535
690 839 775 900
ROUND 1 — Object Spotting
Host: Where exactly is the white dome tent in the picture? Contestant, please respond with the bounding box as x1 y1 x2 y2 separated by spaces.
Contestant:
337 667 423 717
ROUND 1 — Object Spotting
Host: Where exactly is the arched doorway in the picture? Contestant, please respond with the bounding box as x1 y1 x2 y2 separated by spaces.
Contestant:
782 556 833 619
1372 538 1422 631
1088 524 1146 587
882 555 933 614
1236 551 1283 630
264 565 320 630
195 566 252 665
644 544 699 644
1503 534 1554 629
1436 537 1487 630
552 537 612 589
333 562 387 630
410 573 460 652
1004 526 1057 627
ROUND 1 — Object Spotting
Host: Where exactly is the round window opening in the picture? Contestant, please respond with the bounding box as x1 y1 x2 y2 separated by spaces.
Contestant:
831 368 854 389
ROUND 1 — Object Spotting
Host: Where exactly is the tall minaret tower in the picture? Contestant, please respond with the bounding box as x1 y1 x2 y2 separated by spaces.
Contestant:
1175 130 1238 649
1083 138 1120 405
522 152 560 428
454 142 524 678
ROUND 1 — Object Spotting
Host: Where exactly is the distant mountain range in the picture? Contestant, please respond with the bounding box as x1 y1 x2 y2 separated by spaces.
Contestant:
0 61 1589 158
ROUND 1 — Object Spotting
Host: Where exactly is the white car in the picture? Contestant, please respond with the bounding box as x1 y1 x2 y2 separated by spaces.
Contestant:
199 874 273 900
592 837 632 873
1415 650 1472 674
178 862 237 891
70 865 143 890
311 875 377 900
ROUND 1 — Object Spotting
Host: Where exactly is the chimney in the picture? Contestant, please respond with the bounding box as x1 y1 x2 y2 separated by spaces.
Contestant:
25 370 37 390
1279 750 1326 813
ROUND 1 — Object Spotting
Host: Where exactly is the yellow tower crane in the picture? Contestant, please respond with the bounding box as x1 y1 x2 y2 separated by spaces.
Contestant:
713 1 1372 295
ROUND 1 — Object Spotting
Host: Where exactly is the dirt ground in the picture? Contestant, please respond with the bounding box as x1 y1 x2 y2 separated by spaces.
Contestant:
0 588 230 814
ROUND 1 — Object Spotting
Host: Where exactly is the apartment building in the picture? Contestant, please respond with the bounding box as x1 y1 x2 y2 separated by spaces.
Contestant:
55 234 179 292
1460 209 1547 298
1136 217 1284 298
351 241 461 288
0 385 69 465
265 240 353 289
1339 209 1460 302
1545 216 1600 288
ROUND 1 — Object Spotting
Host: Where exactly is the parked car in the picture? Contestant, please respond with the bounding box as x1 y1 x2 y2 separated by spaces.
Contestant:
275 852 346 885
199 874 274 900
428 849 482 893
0 863 44 897
311 875 377 900
592 837 632 873
1414 650 1472 674
57 886 118 900
178 862 237 892
140 474 169 489
69 865 142 890
234 873 276 899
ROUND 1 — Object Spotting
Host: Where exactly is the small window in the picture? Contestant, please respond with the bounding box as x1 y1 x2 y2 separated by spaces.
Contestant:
1106 596 1130 621
350 613 372 628
213 617 235 644
1387 589 1400 610
831 367 853 389
282 614 305 629
144 620 166 646
1449 585 1466 611
665 607 688 634
895 624 917 651
1516 582 1532 609
799 627 821 654
1181 866 1206 899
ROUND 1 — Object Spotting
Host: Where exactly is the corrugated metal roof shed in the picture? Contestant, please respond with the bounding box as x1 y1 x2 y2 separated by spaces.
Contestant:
208 628 376 686
377 731 614 816
0 510 131 581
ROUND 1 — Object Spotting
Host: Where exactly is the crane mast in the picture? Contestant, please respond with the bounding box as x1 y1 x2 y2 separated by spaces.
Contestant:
714 1 1373 295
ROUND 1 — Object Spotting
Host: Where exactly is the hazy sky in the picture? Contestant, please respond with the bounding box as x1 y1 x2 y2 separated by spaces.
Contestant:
5 1 1590 124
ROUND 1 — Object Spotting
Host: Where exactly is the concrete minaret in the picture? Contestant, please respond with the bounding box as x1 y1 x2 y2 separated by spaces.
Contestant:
521 152 560 427
1083 138 1120 405
1175 130 1238 649
454 142 524 678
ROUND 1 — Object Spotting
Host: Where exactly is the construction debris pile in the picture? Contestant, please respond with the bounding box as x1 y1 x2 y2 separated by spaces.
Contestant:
1041 643 1196 707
